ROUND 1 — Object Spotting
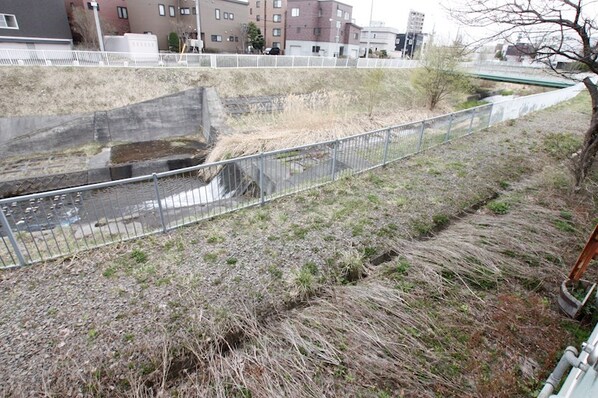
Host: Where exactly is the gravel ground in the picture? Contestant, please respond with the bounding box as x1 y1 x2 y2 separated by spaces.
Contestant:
0 93 593 396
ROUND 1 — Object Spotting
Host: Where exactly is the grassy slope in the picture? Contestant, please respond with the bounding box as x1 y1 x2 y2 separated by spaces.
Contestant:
1 93 596 396
0 67 417 117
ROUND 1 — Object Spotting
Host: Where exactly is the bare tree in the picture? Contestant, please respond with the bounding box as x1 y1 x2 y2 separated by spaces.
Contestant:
68 6 116 49
449 0 598 187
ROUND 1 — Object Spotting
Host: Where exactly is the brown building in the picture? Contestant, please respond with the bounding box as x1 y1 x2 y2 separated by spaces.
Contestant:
285 0 360 57
126 0 248 52
65 0 131 41
247 0 286 51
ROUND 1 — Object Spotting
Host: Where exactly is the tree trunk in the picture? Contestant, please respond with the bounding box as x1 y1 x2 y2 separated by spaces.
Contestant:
574 77 598 188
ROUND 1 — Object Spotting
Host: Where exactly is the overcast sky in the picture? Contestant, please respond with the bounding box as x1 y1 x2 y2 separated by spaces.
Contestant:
342 0 465 43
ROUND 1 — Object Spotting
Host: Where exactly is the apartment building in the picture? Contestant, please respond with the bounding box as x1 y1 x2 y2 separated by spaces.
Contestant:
126 0 248 52
65 0 131 39
247 0 286 51
0 0 72 51
360 23 400 56
285 0 360 58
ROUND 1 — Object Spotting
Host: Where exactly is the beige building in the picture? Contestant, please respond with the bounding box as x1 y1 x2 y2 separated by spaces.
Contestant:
247 0 286 51
127 0 248 52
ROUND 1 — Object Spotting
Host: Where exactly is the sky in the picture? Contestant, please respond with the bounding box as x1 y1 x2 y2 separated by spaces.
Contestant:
342 0 465 43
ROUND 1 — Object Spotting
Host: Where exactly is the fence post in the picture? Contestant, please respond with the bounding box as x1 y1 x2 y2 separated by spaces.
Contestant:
41 50 48 66
487 104 493 128
382 128 391 166
292 56 295 68
210 54 217 69
467 108 477 135
331 140 339 181
345 57 349 68
259 153 266 205
417 121 425 152
0 208 26 266
152 173 167 233
275 55 278 68
236 54 239 68
445 115 453 142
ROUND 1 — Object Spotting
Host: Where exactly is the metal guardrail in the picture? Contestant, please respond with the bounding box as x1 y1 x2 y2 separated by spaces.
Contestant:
0 48 420 70
0 79 586 268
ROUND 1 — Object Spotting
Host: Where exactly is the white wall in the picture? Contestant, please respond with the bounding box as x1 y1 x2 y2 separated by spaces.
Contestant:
285 40 359 58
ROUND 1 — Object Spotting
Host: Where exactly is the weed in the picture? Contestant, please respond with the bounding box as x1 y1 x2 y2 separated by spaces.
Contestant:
268 265 283 279
543 132 581 159
291 224 309 239
413 219 434 235
295 264 317 297
432 213 450 228
123 333 134 342
226 257 238 265
559 210 573 220
155 277 171 286
130 249 147 264
102 266 117 278
499 180 510 190
487 201 510 215
207 235 225 244
554 219 575 233
203 252 218 262
367 194 381 204
88 328 99 340
362 247 377 258
456 99 488 110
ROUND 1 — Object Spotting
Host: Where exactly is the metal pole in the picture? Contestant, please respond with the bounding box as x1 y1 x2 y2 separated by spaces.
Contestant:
467 108 476 135
90 2 105 52
259 154 266 205
0 208 26 266
365 0 374 59
417 121 425 152
445 115 453 142
195 0 203 52
382 128 391 166
331 140 339 181
152 173 167 233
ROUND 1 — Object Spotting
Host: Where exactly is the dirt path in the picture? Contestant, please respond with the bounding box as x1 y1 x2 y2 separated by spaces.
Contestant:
0 94 596 397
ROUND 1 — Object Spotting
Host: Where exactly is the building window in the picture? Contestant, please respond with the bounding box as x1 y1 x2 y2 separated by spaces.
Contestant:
256 1 260 7
335 35 339 42
312 45 320 52
336 21 341 29
235 36 239 42
291 8 299 17
273 41 280 48
169 5 175 17
273 14 281 22
273 0 282 8
117 6 128 19
211 35 222 42
250 8 252 15
256 15 260 21
296 27 301 33
215 9 220 19
224 12 229 19
318 8 322 17
0 13 18 29
158 4 165 16
230 13 234 20
273 28 281 36
193 7 197 14
229 35 234 41
353 32 358 39
313 27 321 35
344 11 349 20
180 7 190 15
336 9 342 17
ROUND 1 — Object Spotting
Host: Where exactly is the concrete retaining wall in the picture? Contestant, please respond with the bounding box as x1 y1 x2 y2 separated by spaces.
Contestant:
0 87 214 157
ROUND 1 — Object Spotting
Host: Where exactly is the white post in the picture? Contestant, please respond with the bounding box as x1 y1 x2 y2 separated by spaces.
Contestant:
292 55 295 68
195 0 203 52
90 2 104 52
236 54 239 68
365 0 374 59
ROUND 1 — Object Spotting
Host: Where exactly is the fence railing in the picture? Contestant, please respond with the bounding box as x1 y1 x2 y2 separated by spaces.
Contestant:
0 48 423 69
0 82 586 269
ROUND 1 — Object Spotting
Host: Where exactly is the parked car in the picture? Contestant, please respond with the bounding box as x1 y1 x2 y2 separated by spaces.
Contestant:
265 47 280 55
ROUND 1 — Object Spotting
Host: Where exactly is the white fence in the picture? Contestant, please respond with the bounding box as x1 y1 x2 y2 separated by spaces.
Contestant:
0 48 421 70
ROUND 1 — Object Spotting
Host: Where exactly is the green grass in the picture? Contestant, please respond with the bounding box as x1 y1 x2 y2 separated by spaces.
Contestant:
487 201 510 215
542 132 581 160
456 100 488 110
130 249 147 264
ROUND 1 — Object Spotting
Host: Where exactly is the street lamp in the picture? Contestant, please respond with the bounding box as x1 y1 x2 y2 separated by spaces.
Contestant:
365 0 374 59
194 0 203 52
89 1 104 51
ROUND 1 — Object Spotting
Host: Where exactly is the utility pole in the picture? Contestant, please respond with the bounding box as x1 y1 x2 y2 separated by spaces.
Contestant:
364 0 373 58
90 1 104 51
195 0 203 51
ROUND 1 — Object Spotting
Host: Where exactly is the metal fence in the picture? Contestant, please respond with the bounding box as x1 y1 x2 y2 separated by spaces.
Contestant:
0 48 421 70
0 82 586 269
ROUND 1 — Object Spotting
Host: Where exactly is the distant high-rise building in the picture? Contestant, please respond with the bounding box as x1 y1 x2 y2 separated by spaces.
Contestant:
406 10 424 35
401 10 424 57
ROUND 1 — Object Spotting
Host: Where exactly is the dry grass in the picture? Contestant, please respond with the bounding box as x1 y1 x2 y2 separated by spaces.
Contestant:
208 91 441 162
